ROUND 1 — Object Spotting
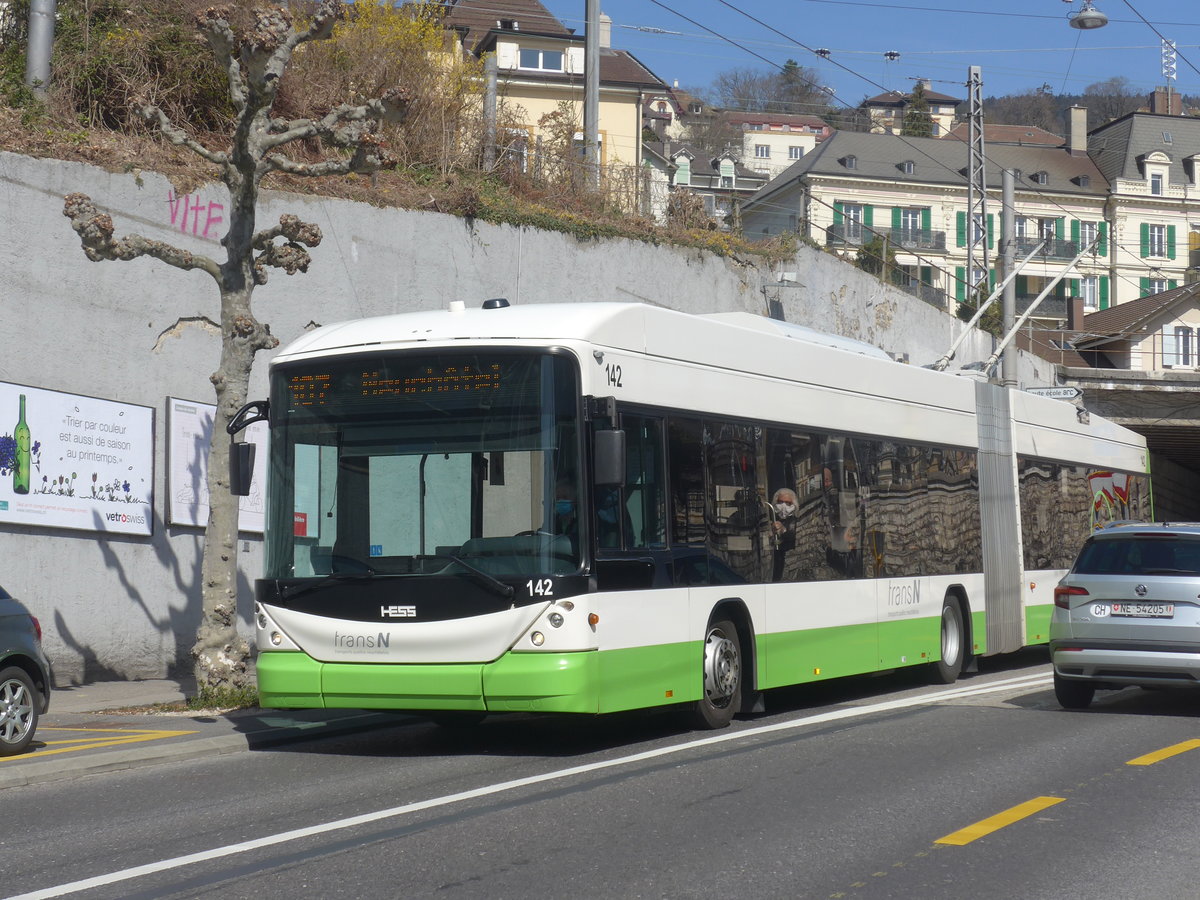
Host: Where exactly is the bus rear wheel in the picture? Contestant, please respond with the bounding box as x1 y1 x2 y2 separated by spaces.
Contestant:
931 598 964 684
691 619 742 730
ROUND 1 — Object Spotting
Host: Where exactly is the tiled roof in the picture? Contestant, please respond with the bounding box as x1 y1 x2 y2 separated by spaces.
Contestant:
1075 283 1200 344
942 123 1063 146
1015 329 1099 368
1089 111 1200 187
862 88 962 107
443 0 572 53
747 129 1108 208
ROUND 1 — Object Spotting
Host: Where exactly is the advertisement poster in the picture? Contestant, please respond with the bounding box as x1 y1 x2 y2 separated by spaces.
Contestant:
168 398 267 533
0 382 154 536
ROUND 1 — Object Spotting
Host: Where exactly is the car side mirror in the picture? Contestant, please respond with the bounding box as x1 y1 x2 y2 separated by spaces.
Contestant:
594 429 626 486
229 441 256 496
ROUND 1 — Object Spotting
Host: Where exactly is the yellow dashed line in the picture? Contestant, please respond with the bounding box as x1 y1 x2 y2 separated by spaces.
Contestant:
1127 739 1200 766
2 727 197 762
936 796 1065 846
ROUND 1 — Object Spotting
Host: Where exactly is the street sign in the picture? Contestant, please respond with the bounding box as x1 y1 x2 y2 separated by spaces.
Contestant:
1025 386 1081 400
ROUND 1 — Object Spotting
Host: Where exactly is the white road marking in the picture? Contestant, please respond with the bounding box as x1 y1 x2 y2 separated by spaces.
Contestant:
7 673 1050 900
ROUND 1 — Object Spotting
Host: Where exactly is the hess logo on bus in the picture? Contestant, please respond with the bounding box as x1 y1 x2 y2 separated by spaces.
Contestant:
381 605 417 618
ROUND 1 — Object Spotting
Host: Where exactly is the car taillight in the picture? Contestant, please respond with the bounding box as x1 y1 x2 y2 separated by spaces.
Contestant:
1054 585 1089 609
29 614 42 642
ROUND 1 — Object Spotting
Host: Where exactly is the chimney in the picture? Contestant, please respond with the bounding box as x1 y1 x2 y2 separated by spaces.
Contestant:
1068 105 1087 156
1067 296 1086 331
599 13 611 49
1149 87 1182 116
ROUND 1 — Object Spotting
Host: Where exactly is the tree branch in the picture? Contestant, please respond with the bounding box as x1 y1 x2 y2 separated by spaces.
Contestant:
249 214 323 284
260 89 410 153
195 5 247 111
63 193 222 281
141 104 229 166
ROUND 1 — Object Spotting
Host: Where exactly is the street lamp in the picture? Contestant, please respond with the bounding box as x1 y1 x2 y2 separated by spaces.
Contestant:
1066 0 1108 30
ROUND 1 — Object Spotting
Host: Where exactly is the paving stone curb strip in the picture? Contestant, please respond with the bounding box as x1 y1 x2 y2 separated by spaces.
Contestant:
1 679 398 790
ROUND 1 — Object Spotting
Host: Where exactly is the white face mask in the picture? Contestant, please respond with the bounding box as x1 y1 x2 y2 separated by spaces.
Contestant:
775 501 796 517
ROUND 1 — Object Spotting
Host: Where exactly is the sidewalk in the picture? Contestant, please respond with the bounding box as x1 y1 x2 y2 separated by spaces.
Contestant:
1 678 400 790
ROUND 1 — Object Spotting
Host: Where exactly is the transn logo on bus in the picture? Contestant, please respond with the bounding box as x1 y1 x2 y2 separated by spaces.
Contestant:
381 605 417 618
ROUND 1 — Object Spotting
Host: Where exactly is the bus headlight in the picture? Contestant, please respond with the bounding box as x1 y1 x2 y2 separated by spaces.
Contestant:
530 631 545 646
270 631 283 646
548 612 564 628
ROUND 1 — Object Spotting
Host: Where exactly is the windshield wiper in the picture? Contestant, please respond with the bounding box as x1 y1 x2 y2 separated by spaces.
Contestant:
422 554 515 601
280 565 375 601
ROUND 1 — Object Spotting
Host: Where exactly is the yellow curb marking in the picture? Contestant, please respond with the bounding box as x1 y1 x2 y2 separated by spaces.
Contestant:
2 727 198 762
936 796 1065 846
1127 738 1200 767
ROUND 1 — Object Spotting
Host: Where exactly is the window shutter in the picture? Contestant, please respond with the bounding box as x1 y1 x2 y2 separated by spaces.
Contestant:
863 205 874 228
1055 217 1064 241
1070 219 1080 245
989 269 997 291
955 266 966 301
1069 278 1080 296
1167 225 1177 260
956 211 966 247
1163 325 1178 367
1016 275 1028 296
891 207 901 231
920 265 932 286
921 208 931 232
987 214 995 248
1140 223 1150 258
1099 276 1109 309
1097 222 1108 257
833 202 844 225
1170 280 1179 290
1140 277 1150 296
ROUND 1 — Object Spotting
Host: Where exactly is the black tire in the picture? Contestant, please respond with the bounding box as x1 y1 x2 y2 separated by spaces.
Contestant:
0 666 39 757
1054 672 1095 710
691 619 742 729
931 598 964 684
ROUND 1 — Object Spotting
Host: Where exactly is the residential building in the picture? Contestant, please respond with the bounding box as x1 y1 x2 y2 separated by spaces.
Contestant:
741 104 1200 317
655 142 768 226
725 112 832 180
442 0 665 186
860 80 962 137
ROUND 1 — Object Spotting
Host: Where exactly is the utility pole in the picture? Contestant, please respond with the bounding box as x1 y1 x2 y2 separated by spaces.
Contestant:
1000 169 1017 386
583 0 601 187
483 55 498 172
965 66 989 311
24 0 57 98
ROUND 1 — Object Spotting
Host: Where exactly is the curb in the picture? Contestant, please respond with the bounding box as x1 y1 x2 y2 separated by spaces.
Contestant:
0 711 399 790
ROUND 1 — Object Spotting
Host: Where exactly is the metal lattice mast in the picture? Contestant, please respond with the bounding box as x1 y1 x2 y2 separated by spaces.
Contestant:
966 66 989 302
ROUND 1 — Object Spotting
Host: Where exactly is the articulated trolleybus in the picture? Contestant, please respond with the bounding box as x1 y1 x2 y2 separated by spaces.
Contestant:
231 300 1150 729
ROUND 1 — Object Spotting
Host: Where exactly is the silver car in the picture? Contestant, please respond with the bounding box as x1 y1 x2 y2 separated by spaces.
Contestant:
0 585 52 755
1050 523 1200 709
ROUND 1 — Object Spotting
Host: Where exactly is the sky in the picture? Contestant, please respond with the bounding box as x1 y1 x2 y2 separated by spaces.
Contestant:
538 0 1200 112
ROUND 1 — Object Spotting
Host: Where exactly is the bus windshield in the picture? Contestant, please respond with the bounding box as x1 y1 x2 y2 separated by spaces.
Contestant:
264 351 582 582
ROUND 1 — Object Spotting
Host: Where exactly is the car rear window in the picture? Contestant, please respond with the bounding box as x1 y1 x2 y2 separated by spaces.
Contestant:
1073 536 1200 575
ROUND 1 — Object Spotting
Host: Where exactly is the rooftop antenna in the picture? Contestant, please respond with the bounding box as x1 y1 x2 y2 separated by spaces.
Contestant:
1162 38 1177 114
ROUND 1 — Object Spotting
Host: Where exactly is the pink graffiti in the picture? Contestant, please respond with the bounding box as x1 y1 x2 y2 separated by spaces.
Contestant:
167 190 226 240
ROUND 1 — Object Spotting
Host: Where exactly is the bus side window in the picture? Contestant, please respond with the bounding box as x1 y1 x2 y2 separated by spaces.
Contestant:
622 415 666 549
668 418 705 547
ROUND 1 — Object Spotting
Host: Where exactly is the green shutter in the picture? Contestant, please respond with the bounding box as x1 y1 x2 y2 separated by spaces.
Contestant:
1140 277 1150 296
1099 276 1109 309
1141 223 1150 258
891 207 901 231
955 266 966 301
1070 220 1080 244
989 269 997 291
1055 217 1064 241
920 266 932 286
987 213 995 249
1070 278 1080 296
833 202 844 225
1170 280 1179 290
1098 222 1108 257
921 208 931 232
863 205 874 227
956 211 966 247
1017 275 1028 296
1167 225 1177 260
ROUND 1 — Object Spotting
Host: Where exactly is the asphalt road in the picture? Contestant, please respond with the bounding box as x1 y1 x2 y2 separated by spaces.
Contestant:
5 651 1200 900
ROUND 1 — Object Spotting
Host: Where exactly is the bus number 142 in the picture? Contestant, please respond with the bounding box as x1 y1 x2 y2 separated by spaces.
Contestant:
527 579 554 597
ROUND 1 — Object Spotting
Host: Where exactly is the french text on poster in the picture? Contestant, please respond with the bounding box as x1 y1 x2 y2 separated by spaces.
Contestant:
0 382 153 535
168 398 266 532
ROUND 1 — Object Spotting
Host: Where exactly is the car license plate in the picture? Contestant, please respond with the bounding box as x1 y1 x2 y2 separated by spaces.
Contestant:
1110 602 1174 618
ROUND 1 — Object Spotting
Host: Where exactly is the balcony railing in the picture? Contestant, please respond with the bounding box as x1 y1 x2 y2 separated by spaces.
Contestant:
1014 237 1079 261
826 225 947 252
1017 294 1068 319
896 282 947 308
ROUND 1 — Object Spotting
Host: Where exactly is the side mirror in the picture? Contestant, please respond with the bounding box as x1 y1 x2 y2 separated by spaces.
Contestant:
227 400 269 435
230 441 256 496
594 429 626 486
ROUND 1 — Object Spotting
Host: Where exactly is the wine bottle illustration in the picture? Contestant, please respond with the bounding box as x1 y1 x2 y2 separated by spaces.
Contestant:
13 394 30 495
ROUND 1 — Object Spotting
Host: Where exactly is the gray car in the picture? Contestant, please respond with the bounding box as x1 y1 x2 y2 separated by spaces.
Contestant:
0 585 52 755
1050 523 1200 709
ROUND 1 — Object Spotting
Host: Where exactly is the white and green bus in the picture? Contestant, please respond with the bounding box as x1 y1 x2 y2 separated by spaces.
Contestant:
234 301 1150 728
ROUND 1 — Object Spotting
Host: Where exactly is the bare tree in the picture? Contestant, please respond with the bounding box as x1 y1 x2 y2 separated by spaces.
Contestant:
1083 76 1143 124
62 1 408 696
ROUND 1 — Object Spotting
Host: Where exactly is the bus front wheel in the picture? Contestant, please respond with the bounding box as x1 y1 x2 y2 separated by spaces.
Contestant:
692 619 742 729
932 599 964 684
